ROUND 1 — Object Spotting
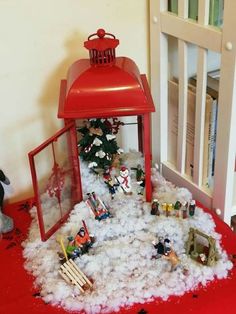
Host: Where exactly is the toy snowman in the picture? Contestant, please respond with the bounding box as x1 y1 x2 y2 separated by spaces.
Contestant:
117 166 132 195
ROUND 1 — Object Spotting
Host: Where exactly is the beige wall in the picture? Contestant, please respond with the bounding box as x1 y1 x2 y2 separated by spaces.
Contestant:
0 0 149 202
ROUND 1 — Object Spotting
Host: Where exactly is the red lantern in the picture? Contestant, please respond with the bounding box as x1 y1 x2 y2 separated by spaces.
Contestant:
29 29 155 241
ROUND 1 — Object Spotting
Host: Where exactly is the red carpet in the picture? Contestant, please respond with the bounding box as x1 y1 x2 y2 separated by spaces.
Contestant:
0 199 236 314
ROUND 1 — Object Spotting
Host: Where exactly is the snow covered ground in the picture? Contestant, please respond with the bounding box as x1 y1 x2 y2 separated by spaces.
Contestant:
23 152 233 314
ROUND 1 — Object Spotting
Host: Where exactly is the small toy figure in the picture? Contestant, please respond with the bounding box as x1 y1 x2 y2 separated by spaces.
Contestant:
161 202 167 215
66 220 94 258
186 227 219 266
152 237 165 258
188 200 196 216
152 237 179 271
166 203 173 217
103 165 111 177
182 201 188 219
86 192 111 220
66 236 82 259
0 169 13 233
199 253 207 264
164 238 172 255
131 164 145 184
116 166 132 195
151 199 160 216
174 200 181 218
134 164 145 195
75 227 93 253
103 174 119 199
163 249 180 271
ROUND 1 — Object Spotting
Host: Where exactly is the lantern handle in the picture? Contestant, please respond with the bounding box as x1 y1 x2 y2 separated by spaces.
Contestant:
88 29 116 40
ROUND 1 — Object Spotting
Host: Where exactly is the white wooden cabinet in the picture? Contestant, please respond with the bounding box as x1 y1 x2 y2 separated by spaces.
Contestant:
149 0 236 225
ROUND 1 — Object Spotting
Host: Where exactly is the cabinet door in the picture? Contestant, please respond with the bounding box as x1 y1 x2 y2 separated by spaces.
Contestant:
28 122 82 241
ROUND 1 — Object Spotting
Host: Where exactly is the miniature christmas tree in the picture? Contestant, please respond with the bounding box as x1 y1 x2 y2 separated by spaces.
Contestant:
78 118 123 171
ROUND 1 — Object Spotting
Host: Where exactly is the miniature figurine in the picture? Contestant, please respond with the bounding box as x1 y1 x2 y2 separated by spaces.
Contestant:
86 192 111 220
152 237 179 270
66 220 95 258
75 227 93 254
135 164 145 195
103 165 111 177
182 201 188 219
136 180 145 195
157 237 180 271
163 249 180 271
174 200 181 218
132 164 145 182
186 227 219 266
161 202 167 215
66 236 82 259
151 199 160 216
152 237 165 258
0 169 13 233
131 164 145 193
166 203 173 217
199 253 207 264
164 238 172 255
189 200 196 216
116 166 132 195
103 174 119 199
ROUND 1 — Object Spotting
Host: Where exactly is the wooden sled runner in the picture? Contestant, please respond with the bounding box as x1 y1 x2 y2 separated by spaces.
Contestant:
59 259 93 293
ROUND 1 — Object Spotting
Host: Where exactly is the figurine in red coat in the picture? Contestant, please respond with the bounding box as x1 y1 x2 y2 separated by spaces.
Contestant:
75 227 91 247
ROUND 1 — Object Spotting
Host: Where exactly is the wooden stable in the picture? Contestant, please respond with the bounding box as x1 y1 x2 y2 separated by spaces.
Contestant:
186 227 218 266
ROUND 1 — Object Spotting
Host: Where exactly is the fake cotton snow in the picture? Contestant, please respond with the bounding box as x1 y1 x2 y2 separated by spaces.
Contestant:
23 152 233 314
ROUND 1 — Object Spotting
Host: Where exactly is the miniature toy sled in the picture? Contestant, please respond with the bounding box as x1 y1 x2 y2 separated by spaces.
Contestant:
59 259 93 293
86 192 112 221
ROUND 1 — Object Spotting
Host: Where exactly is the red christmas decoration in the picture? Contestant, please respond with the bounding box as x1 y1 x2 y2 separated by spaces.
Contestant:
29 28 155 241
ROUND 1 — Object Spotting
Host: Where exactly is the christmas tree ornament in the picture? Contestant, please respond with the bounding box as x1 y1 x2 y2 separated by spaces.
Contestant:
93 137 102 146
106 134 116 141
95 150 106 159
117 148 124 154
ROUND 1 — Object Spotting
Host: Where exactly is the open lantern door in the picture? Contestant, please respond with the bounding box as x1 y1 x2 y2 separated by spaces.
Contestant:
28 122 82 241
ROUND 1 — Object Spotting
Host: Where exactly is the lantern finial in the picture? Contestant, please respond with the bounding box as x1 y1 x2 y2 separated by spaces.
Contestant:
97 28 106 38
84 28 119 66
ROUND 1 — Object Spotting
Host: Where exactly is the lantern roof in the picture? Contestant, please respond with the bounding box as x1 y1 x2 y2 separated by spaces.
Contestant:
58 29 155 119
